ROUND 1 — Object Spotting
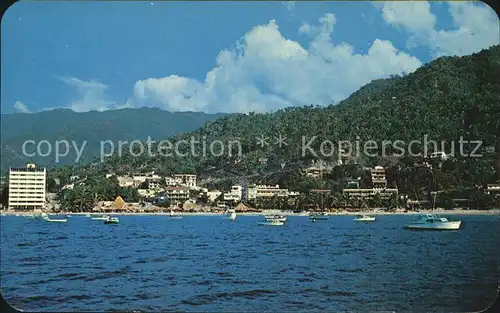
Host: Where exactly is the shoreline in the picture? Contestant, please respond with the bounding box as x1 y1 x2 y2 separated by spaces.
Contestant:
2 209 499 216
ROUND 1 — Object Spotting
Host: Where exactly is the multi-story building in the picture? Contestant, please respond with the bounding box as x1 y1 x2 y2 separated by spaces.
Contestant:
164 186 190 203
343 188 399 200
173 174 197 187
8 163 46 210
223 185 243 202
148 180 161 190
371 166 387 189
246 184 290 200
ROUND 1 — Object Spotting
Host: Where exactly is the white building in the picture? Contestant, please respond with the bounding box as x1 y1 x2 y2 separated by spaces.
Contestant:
148 180 161 190
174 174 197 187
246 184 290 200
164 174 197 188
165 186 190 203
8 163 46 210
371 166 387 189
223 185 243 202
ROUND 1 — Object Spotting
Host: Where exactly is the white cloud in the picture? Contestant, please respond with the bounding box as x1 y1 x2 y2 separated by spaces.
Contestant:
374 1 436 33
127 14 421 113
13 101 31 113
374 1 499 57
59 76 117 112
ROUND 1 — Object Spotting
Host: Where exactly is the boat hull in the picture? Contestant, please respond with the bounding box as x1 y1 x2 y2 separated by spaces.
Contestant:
354 218 376 222
265 217 287 222
310 216 328 220
169 216 183 219
44 219 67 223
404 221 461 230
258 221 284 226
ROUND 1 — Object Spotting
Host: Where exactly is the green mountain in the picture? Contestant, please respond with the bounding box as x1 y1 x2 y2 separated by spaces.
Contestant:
106 45 499 183
0 108 228 170
29 45 500 211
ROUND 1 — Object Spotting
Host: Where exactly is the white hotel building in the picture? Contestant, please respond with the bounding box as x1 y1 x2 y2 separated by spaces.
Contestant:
8 163 47 210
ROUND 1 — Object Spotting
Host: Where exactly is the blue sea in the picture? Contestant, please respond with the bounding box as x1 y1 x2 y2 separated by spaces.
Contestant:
1 214 498 312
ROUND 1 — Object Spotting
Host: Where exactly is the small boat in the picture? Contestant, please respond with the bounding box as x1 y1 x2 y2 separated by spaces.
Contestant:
42 216 67 223
85 214 91 217
265 215 287 222
404 213 461 230
226 210 237 221
91 215 109 221
169 210 183 219
353 215 376 222
258 220 284 226
309 212 328 221
104 216 119 224
25 214 36 218
66 214 72 218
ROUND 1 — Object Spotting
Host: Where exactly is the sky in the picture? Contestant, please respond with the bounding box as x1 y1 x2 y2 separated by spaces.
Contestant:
1 1 499 114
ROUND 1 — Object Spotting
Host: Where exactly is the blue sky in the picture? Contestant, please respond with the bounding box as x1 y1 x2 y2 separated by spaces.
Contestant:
1 1 498 114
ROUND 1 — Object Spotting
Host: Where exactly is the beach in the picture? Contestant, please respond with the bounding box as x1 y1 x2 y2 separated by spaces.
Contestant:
2 208 499 216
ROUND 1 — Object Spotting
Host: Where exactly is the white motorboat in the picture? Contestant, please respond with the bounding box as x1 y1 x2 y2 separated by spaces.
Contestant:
226 210 237 221
310 212 328 221
104 216 119 224
265 215 287 222
404 213 461 230
42 215 67 223
169 210 183 219
258 220 284 226
353 215 376 222
91 215 109 221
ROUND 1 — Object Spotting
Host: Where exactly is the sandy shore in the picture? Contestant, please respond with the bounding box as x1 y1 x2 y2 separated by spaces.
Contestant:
2 209 499 216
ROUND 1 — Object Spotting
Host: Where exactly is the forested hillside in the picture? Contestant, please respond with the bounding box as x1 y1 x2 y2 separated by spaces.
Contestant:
0 108 228 170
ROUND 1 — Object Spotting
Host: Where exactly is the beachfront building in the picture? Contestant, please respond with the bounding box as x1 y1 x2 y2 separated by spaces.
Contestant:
246 184 290 200
164 186 190 203
342 188 399 200
371 166 387 189
8 163 46 210
223 185 243 202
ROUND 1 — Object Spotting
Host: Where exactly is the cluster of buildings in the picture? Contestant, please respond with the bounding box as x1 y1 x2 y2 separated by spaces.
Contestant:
2 159 500 211
342 166 399 201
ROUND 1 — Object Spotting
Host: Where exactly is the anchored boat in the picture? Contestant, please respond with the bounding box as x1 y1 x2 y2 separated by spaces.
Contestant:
169 210 183 219
258 219 284 226
404 213 461 230
92 215 109 220
104 216 119 224
264 215 287 223
310 212 328 221
353 215 376 222
226 209 237 221
42 215 68 223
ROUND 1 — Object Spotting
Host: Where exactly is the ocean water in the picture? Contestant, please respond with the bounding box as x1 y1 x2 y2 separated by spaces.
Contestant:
1 214 498 312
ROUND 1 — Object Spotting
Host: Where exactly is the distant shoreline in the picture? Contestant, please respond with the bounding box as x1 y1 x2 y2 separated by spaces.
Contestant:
2 209 499 216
